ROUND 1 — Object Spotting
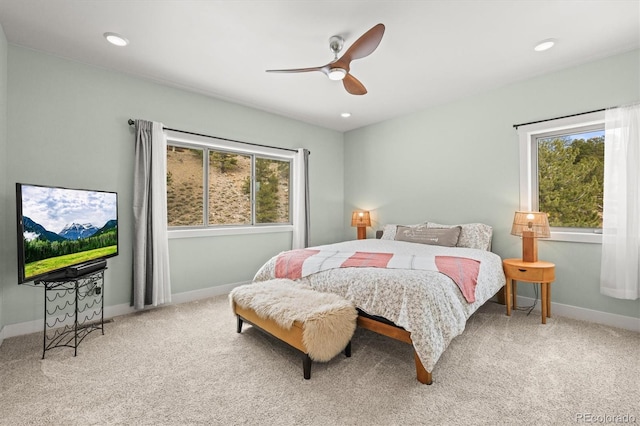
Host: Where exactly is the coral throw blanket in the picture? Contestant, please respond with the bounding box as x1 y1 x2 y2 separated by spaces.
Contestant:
275 249 481 303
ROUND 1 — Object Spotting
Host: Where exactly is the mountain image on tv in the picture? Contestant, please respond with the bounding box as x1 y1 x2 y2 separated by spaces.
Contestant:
23 217 117 244
59 222 99 240
18 184 118 281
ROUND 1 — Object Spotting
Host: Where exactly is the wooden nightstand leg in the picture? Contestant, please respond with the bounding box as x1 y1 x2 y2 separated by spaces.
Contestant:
505 278 512 316
512 281 517 310
546 284 551 318
540 283 547 324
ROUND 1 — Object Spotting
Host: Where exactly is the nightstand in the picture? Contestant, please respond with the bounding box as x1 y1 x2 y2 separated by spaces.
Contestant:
503 258 556 324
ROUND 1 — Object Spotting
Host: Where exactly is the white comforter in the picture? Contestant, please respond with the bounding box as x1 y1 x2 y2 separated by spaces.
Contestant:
253 239 506 372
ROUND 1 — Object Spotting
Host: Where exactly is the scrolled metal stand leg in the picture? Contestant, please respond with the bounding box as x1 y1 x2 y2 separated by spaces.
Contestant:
100 273 105 335
42 285 47 359
74 281 79 357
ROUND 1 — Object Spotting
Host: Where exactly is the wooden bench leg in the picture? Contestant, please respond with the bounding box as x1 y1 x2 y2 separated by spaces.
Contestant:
236 315 243 333
303 354 312 380
301 342 351 380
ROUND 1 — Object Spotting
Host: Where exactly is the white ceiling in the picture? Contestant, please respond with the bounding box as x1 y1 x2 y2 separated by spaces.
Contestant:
0 1 638 132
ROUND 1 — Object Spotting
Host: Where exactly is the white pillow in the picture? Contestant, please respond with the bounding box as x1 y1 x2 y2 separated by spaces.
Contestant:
426 222 493 251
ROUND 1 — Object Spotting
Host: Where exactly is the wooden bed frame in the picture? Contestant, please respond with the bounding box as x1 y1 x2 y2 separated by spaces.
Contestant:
356 310 432 385
362 229 432 384
235 300 431 384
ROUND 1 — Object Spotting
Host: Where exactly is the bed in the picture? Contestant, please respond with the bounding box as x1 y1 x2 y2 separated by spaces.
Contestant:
252 222 506 384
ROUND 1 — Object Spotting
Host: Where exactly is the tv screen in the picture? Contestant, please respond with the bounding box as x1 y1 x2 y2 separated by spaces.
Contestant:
16 183 118 283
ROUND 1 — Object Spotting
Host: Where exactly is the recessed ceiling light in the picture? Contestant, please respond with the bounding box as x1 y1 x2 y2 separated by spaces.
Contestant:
104 32 129 47
534 39 556 52
341 112 351 118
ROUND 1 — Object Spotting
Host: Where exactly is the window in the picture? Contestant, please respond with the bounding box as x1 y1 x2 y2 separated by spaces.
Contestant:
518 111 604 243
167 146 205 226
165 130 293 237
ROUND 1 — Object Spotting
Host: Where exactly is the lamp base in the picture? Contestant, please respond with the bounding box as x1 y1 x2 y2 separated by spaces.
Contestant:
357 226 367 240
522 231 538 263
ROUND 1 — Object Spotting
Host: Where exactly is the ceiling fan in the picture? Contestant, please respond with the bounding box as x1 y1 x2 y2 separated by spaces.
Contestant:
266 23 385 95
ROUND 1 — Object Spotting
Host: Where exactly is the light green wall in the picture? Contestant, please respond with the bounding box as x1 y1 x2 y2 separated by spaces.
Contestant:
3 43 638 328
2 45 344 325
344 49 640 319
0 24 7 338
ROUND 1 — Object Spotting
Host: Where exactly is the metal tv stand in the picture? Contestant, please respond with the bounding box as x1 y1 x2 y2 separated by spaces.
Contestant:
35 267 106 358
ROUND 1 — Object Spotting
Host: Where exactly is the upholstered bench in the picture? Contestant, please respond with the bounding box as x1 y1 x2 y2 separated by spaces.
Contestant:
230 279 357 379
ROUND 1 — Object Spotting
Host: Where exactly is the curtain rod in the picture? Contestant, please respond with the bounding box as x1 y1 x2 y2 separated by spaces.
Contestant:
127 119 302 154
512 108 606 129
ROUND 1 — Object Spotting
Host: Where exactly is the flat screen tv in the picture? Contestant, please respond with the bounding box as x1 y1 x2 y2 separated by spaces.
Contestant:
16 183 118 283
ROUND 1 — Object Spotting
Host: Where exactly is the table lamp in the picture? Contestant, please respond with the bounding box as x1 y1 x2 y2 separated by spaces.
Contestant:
351 211 371 240
510 211 550 262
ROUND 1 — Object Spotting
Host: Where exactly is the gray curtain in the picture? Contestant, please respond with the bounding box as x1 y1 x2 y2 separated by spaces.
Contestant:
133 120 171 309
292 148 310 249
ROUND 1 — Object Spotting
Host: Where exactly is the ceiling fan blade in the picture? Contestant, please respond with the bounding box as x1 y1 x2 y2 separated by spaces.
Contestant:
340 23 385 63
266 66 326 74
343 74 367 95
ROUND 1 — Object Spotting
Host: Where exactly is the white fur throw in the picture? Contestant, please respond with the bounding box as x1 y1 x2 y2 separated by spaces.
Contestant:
230 279 357 362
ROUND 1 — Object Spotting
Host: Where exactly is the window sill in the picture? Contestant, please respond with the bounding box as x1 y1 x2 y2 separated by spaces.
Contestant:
547 231 602 244
168 225 293 239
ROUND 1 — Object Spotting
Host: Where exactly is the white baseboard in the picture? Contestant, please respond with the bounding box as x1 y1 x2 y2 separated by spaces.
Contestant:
170 281 245 305
3 283 637 339
2 317 42 340
515 295 639 332
1 281 249 340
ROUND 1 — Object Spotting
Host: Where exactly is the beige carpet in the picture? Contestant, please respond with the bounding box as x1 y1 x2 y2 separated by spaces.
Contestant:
0 294 638 425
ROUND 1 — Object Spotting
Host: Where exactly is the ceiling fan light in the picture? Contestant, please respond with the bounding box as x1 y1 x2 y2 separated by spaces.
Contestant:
328 68 347 81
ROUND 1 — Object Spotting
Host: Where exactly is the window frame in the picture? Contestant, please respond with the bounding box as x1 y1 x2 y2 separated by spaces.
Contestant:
165 130 295 239
518 111 604 244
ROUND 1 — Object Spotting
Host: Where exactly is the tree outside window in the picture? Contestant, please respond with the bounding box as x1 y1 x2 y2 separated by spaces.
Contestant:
537 130 604 229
